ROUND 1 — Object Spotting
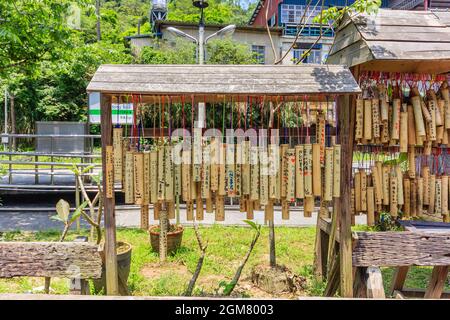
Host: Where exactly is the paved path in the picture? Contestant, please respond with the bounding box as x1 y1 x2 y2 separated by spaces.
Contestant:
0 205 367 232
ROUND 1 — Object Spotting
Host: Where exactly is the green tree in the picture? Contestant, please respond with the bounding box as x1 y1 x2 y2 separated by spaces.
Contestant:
206 37 256 64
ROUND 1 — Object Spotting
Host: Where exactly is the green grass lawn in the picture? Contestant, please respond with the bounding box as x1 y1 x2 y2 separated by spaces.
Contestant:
0 226 447 298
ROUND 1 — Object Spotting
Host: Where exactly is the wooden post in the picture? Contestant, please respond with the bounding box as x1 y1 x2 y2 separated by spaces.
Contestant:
338 94 354 298
100 93 119 295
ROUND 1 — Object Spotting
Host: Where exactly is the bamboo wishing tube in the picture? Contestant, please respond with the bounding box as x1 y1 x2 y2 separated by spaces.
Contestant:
165 146 174 202
396 166 404 206
429 100 437 141
378 84 389 122
192 128 202 182
435 177 442 215
215 196 225 221
269 144 278 199
210 138 219 192
113 127 123 183
408 146 416 179
364 99 372 141
411 96 426 137
105 146 114 199
246 198 254 220
367 187 375 227
381 121 390 144
391 99 401 141
411 179 417 217
400 112 408 153
417 177 423 213
360 170 367 212
280 144 288 198
372 99 381 139
121 138 130 190
376 161 383 202
133 152 144 205
174 160 181 198
316 116 326 165
304 196 314 217
242 141 250 195
186 201 194 221
264 200 273 221
259 148 269 205
390 168 398 217
181 150 191 202
285 149 296 203
150 151 158 203
226 143 236 197
250 146 259 201
124 151 134 204
143 152 150 205
218 144 226 196
295 145 304 199
324 147 333 202
423 167 430 205
442 175 449 216
201 145 211 199
382 165 390 206
157 147 165 201
428 174 436 214
303 144 313 197
407 105 417 146
355 99 364 140
332 145 341 198
403 178 411 218
312 144 321 197
372 165 382 205
235 143 242 197
442 87 450 129
354 170 361 212
281 199 290 220
421 98 432 124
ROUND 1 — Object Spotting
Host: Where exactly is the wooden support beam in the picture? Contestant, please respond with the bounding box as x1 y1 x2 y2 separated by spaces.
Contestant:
100 93 119 295
366 267 385 298
338 93 354 298
390 266 409 296
424 266 449 299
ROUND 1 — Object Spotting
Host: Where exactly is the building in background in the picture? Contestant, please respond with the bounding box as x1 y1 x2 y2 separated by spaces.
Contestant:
125 0 450 65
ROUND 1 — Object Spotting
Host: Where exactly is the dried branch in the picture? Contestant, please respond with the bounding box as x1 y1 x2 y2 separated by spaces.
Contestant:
263 0 278 63
184 217 208 296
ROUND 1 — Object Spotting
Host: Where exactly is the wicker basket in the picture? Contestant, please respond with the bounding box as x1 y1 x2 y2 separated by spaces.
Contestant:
149 225 184 255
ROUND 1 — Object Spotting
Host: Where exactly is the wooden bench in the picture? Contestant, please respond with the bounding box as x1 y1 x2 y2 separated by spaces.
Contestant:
0 241 102 295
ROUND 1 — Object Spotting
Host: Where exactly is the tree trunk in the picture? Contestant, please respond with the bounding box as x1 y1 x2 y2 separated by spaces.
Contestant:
96 0 101 41
159 206 169 263
269 220 276 267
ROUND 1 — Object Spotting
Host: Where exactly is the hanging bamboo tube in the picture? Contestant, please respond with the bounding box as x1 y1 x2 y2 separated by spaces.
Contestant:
304 144 313 197
226 143 236 197
206 197 213 213
295 145 304 199
428 99 437 141
403 178 411 218
363 99 372 141
428 174 436 214
442 175 448 216
376 161 383 202
260 147 269 205
312 144 321 197
196 184 204 221
153 202 160 220
124 151 134 204
133 152 144 205
280 144 288 198
420 97 432 124
210 138 219 192
408 146 416 178
304 196 314 217
434 177 442 215
239 197 246 212
264 200 273 221
382 165 390 206
174 160 181 199
411 96 426 137
268 144 278 199
436 100 445 142
246 198 254 220
396 166 404 206
242 141 250 195
417 177 424 214
423 167 430 205
391 99 401 141
355 170 361 213
150 150 158 203
285 148 296 203
411 179 417 217
186 201 194 221
113 127 123 183
121 138 130 190
235 143 242 198
390 168 398 217
367 187 375 227
400 111 408 153
192 128 202 182
378 84 389 122
360 170 367 212
332 144 341 198
372 99 381 139
143 152 150 205
355 99 364 140
281 199 290 220
250 145 259 201
215 195 224 221
372 165 382 205
381 121 390 144
407 105 417 146
441 86 450 129
157 147 165 201
218 144 226 196
350 188 356 220
181 150 191 202
316 115 326 165
324 147 333 202
165 146 174 202
201 145 210 199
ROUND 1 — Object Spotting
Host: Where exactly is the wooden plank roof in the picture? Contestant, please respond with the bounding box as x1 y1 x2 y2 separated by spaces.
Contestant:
327 9 450 73
86 64 360 96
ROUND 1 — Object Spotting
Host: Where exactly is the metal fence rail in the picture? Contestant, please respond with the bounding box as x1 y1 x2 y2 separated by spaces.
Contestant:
0 133 101 190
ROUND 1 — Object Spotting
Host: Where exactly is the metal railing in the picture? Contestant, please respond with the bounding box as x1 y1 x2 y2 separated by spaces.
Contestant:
0 133 101 190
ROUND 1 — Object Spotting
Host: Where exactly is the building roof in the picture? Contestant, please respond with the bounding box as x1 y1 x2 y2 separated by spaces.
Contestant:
156 20 282 33
249 0 264 25
87 64 360 98
327 9 450 73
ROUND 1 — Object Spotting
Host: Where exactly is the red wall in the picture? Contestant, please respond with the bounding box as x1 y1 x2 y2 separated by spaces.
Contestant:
252 0 282 27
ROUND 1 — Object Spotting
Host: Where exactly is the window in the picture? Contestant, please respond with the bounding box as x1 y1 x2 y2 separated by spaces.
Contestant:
252 45 265 64
293 49 322 64
267 14 276 27
280 4 326 25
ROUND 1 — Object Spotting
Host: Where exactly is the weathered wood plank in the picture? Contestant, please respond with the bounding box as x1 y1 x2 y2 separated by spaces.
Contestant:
389 266 409 295
353 232 450 267
0 242 102 279
424 266 449 299
352 10 445 28
358 25 450 43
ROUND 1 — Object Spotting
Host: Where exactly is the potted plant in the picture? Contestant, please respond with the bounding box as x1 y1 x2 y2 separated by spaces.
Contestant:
149 222 184 255
69 166 132 295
